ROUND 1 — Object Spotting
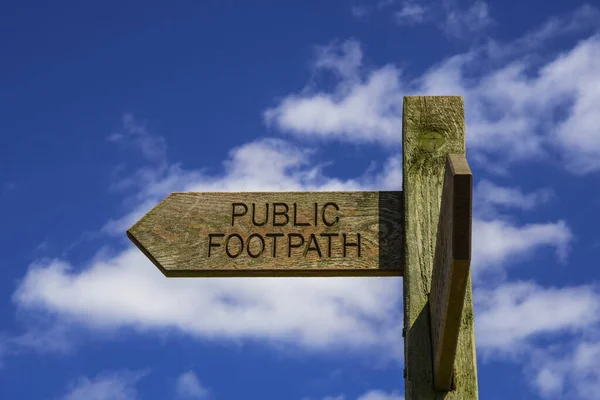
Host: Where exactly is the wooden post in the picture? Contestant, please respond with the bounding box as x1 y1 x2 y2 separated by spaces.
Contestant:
403 96 478 399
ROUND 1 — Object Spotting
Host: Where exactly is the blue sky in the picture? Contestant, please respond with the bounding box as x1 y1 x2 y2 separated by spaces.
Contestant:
1 1 600 399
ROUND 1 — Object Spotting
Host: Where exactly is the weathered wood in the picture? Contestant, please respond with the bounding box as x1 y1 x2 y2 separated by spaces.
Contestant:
403 96 478 398
430 154 473 391
127 191 404 277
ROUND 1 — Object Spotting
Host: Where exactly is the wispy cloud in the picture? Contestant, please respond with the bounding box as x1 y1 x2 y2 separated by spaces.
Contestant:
483 4 600 61
474 180 554 218
357 390 404 400
350 5 370 19
108 114 167 166
531 340 600 399
175 371 209 399
61 370 146 400
316 389 403 400
442 1 492 39
394 3 428 25
352 0 492 38
350 0 397 19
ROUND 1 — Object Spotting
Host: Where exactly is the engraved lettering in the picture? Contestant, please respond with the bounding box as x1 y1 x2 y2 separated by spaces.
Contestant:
303 233 322 258
225 233 244 258
205 200 366 261
343 233 361 257
251 203 269 226
288 233 304 257
320 233 339 257
293 203 310 226
207 233 225 257
322 202 340 226
231 203 248 226
247 233 265 258
265 233 284 257
273 203 289 226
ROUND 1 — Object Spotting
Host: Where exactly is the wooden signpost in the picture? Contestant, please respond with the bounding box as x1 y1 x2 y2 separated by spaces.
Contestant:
127 96 479 399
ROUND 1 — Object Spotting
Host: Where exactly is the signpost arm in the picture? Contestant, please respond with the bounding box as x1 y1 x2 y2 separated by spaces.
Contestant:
402 96 478 399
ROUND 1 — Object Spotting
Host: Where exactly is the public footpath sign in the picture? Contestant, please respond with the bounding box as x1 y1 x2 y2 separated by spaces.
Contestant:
127 192 404 277
127 96 479 399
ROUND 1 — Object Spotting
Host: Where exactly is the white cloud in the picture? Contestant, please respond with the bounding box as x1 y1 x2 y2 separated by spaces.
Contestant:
535 367 565 398
483 4 600 61
264 40 404 143
474 280 600 400
319 390 403 400
14 249 403 357
473 180 553 217
360 0 491 38
351 5 370 19
470 180 572 280
529 340 600 399
265 8 600 174
472 219 572 278
10 322 74 355
350 0 396 20
477 288 600 399
551 37 600 174
61 370 145 400
421 33 600 173
108 114 167 166
313 40 363 81
394 3 428 25
264 65 404 143
377 0 396 9
570 342 600 398
357 389 404 400
475 282 600 352
175 371 209 399
443 1 492 39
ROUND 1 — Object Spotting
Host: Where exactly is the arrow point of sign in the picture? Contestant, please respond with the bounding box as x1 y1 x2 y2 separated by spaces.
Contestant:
126 228 171 277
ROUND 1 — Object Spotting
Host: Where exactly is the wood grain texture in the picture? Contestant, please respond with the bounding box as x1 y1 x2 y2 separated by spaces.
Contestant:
403 96 478 398
127 191 404 277
429 154 473 391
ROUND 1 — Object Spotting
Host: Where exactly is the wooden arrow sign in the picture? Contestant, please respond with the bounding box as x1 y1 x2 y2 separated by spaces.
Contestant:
127 191 404 277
